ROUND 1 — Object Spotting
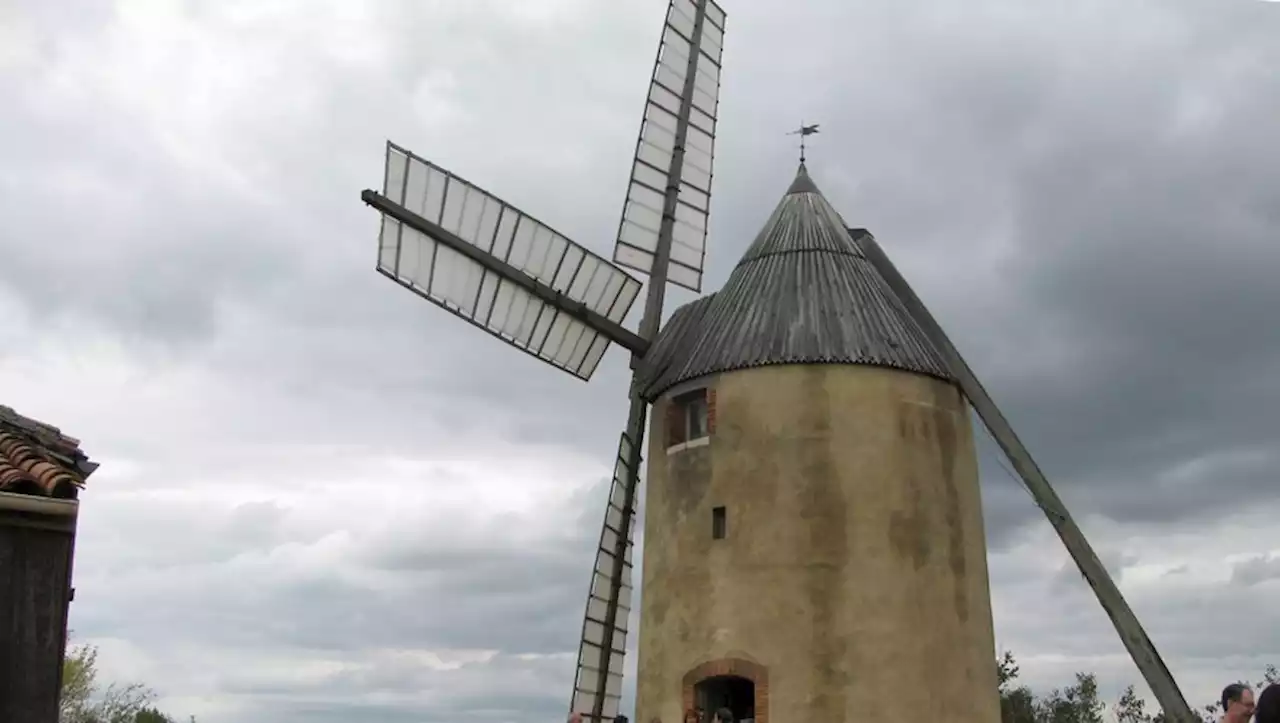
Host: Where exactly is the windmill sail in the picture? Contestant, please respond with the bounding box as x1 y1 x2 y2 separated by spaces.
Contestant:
570 3 729 720
612 0 727 294
569 432 637 723
369 142 646 381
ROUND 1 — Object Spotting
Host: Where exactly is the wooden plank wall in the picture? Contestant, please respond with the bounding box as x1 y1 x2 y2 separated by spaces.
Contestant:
0 509 75 723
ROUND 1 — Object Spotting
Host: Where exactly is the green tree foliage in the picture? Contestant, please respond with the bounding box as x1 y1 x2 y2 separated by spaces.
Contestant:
60 643 99 721
998 651 1040 723
59 638 193 723
1037 673 1104 723
998 651 1276 723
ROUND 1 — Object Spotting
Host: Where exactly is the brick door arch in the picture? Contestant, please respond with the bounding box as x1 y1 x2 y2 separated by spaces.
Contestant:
681 657 769 723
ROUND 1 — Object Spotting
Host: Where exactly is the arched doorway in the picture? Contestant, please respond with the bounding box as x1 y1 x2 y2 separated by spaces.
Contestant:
682 658 768 723
695 675 754 721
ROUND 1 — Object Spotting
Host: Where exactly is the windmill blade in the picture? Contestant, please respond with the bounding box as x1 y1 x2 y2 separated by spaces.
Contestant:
612 0 727 294
366 142 649 381
847 227 1198 722
570 432 637 723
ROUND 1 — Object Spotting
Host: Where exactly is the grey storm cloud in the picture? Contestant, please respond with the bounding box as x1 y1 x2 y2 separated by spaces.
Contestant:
3 0 1279 722
1232 555 1280 588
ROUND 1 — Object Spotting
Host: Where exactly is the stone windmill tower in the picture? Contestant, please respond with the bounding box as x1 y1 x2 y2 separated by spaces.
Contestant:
631 162 1000 723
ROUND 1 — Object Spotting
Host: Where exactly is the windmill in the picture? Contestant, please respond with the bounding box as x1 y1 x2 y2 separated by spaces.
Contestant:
359 1 1197 721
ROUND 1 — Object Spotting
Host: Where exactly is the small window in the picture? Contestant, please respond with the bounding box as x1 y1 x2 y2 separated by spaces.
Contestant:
667 388 710 448
712 506 726 540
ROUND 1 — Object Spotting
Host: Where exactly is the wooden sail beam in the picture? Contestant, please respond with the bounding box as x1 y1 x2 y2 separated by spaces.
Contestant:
363 189 649 357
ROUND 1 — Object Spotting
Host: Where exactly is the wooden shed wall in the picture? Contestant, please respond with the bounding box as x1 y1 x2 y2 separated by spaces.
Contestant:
0 509 75 723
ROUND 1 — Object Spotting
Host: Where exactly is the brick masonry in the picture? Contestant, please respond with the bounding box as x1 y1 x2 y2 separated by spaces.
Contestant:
706 388 717 434
680 657 769 723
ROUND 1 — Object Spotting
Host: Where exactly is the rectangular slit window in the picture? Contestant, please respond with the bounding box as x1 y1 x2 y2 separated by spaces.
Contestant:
712 506 726 540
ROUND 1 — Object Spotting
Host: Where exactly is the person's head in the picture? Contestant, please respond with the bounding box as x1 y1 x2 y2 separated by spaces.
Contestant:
683 709 699 723
713 708 734 723
1221 682 1255 720
1255 684 1280 723
568 714 583 723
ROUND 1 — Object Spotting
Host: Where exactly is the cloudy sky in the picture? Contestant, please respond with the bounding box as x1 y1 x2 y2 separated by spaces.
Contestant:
3 0 1279 720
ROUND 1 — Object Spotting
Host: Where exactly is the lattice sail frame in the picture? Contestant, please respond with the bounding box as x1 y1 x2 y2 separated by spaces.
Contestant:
569 433 637 723
612 0 727 293
376 142 643 381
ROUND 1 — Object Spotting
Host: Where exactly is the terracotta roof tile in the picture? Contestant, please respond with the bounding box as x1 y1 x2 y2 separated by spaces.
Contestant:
0 405 97 500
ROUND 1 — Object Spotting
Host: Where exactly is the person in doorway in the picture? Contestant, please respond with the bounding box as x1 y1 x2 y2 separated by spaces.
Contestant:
713 708 734 723
1219 682 1255 723
1254 684 1280 723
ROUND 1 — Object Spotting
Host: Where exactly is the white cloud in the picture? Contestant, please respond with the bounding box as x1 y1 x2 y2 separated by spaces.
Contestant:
3 0 1279 721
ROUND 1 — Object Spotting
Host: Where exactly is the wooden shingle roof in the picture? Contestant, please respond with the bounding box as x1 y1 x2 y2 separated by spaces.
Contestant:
640 163 951 399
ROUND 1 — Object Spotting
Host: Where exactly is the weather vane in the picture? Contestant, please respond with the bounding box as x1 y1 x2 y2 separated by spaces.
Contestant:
787 121 820 163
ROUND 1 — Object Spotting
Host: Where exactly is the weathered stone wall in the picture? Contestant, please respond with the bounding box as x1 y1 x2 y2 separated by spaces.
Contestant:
635 363 1000 723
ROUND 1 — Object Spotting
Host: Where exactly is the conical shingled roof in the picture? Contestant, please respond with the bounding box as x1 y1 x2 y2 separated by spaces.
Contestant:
639 163 952 400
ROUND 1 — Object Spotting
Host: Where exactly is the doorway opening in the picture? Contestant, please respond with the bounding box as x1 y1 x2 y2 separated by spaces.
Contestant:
694 675 755 722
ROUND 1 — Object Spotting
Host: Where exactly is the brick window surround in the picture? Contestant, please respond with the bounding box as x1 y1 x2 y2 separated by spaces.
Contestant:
681 657 769 723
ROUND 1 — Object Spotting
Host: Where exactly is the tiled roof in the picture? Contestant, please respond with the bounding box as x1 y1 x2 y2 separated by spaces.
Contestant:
0 406 97 499
639 163 952 399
